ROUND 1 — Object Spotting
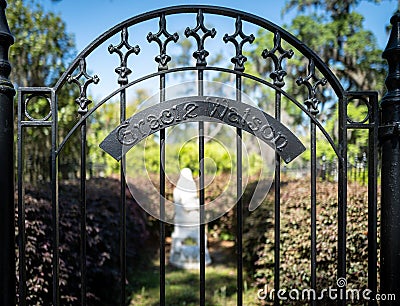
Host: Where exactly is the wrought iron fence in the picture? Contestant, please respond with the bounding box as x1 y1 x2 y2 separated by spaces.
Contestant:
1 3 398 306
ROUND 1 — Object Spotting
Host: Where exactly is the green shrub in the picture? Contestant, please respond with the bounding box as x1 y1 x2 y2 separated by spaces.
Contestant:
242 177 379 304
178 140 233 176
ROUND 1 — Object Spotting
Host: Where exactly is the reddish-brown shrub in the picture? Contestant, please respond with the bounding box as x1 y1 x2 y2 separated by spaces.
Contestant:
16 178 149 305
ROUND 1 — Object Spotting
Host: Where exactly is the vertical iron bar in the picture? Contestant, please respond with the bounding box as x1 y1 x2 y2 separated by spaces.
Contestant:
338 95 347 306
380 12 400 302
80 120 87 306
51 90 60 306
236 75 243 306
198 70 206 306
310 119 317 306
0 1 16 305
368 93 378 306
273 91 281 306
160 74 166 306
17 91 26 306
120 88 127 306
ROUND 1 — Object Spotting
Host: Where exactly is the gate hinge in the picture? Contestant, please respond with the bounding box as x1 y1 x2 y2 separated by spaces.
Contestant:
379 122 400 139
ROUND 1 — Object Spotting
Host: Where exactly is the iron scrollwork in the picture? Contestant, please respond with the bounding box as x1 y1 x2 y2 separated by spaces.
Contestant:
184 9 216 66
24 94 52 121
346 95 372 125
223 16 255 72
147 13 179 70
108 27 140 85
262 31 294 88
67 58 100 114
296 58 327 115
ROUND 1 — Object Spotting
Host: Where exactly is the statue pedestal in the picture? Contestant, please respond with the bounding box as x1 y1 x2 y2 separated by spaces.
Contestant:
169 168 211 269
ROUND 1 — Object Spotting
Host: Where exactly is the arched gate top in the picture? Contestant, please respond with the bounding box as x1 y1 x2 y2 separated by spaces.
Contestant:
53 5 345 99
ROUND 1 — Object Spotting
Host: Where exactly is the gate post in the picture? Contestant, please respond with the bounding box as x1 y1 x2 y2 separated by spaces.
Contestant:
0 1 15 305
380 11 400 302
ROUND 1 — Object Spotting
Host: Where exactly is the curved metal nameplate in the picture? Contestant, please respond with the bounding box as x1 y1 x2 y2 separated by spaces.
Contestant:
100 96 305 163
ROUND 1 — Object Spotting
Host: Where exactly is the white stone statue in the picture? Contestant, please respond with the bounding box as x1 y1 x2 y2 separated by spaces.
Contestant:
169 168 211 269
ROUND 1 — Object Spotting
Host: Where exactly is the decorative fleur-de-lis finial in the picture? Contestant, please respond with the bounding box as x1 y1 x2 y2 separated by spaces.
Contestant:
147 13 179 70
223 16 255 72
67 58 100 114
184 9 216 66
262 31 294 88
296 58 327 115
108 27 140 85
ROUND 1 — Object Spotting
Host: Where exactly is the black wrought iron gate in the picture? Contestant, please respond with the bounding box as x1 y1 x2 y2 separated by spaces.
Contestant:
1 3 400 306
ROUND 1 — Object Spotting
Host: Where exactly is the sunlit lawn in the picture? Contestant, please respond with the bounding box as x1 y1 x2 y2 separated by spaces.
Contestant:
128 240 261 306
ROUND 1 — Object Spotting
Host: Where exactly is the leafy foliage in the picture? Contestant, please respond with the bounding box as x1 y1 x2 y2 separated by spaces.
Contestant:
17 178 149 305
178 139 233 176
244 0 385 168
9 0 75 87
242 177 379 304
9 0 82 183
287 10 385 92
123 133 263 177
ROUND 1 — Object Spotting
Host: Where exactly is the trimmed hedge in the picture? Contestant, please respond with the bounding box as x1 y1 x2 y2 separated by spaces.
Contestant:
16 178 149 305
17 174 378 304
242 177 380 304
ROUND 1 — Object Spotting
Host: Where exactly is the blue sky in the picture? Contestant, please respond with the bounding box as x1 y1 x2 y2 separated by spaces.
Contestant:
43 0 396 51
37 0 397 99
